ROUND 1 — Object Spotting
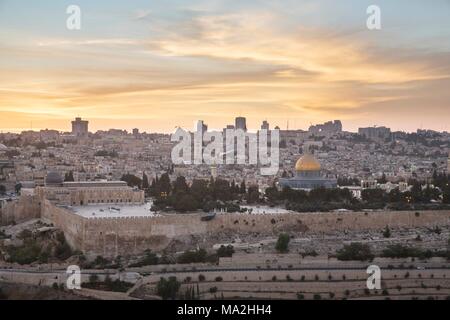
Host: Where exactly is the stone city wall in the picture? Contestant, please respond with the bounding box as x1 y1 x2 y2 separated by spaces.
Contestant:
0 195 40 226
49 208 450 259
40 199 85 250
3 195 450 259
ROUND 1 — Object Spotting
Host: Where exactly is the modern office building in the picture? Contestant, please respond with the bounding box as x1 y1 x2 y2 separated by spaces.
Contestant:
235 117 247 131
71 117 89 137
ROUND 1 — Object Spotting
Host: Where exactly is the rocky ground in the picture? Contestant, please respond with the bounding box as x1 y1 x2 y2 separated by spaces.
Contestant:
163 225 450 258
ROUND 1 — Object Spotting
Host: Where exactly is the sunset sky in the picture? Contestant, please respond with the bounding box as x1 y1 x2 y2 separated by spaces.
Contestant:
1 0 449 133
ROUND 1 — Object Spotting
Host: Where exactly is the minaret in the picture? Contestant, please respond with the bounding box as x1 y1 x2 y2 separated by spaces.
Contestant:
211 159 218 179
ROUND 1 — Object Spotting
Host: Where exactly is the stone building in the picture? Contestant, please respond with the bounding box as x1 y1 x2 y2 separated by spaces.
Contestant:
36 171 144 206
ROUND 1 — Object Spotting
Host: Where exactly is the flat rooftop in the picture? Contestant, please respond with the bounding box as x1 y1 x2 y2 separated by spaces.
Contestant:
68 202 158 218
62 181 129 188
65 204 293 219
240 206 294 215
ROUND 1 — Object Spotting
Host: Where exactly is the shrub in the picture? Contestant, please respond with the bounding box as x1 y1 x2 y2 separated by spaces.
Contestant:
177 249 207 264
215 276 223 282
382 225 391 238
275 233 290 253
216 245 234 258
129 250 158 267
209 287 218 294
6 243 41 265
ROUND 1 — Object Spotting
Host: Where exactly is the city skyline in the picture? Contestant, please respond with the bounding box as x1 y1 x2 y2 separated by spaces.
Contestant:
1 1 450 133
0 116 448 135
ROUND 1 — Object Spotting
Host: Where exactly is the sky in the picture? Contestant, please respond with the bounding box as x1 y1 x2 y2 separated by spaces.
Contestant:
0 0 449 133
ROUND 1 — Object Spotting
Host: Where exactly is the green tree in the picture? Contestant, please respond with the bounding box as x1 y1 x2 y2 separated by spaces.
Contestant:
156 277 181 300
14 183 22 195
217 245 234 258
361 189 386 203
173 176 189 194
246 185 260 204
275 233 290 253
142 172 149 190
383 225 391 238
120 174 142 188
64 171 74 182
0 184 6 195
265 184 280 203
156 173 171 197
190 179 209 203
177 249 207 264
240 180 246 194
443 185 450 204
173 194 198 212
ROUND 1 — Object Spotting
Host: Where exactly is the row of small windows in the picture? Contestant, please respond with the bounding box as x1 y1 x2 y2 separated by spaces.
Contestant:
71 199 133 205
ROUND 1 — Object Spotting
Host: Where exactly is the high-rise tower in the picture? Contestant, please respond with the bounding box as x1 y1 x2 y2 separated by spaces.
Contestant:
235 117 247 131
71 117 89 137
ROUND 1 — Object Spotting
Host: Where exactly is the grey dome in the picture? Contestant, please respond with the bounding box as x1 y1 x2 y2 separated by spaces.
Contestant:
45 171 63 186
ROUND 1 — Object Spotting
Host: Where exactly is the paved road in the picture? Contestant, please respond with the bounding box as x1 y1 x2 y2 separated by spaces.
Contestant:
1 265 449 275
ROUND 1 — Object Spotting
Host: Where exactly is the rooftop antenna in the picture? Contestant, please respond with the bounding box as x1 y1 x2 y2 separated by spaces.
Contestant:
286 119 289 130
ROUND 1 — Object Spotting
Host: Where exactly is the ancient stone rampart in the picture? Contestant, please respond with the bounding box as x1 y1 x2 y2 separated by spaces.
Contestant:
3 195 450 259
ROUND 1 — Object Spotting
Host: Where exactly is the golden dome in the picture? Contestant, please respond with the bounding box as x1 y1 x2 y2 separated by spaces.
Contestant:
295 154 321 171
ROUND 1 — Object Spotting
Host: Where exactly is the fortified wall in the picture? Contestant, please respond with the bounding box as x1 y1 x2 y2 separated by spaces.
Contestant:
2 195 450 259
42 201 450 258
0 195 41 225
